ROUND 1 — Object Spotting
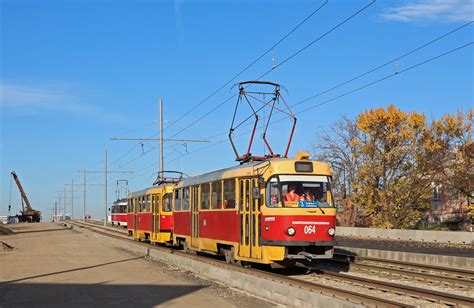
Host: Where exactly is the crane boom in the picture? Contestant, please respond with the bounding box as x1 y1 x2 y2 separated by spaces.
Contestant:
11 171 33 211
10 171 41 222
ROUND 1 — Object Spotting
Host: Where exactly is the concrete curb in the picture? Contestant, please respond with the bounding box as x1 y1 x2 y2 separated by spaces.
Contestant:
336 246 474 269
70 224 355 308
336 227 474 244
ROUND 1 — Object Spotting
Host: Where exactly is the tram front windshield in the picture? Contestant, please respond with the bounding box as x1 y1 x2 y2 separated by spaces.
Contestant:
266 175 334 208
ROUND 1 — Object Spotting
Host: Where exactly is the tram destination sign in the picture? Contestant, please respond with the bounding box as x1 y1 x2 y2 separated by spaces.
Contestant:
295 162 313 173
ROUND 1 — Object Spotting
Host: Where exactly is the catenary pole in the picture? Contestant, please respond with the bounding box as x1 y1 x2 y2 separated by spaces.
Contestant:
71 179 74 220
159 98 164 178
104 149 108 227
83 170 86 222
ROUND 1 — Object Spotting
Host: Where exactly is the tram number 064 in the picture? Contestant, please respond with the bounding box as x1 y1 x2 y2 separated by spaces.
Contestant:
304 225 316 234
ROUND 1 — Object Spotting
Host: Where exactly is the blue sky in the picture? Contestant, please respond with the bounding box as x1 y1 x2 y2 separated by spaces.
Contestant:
1 0 473 220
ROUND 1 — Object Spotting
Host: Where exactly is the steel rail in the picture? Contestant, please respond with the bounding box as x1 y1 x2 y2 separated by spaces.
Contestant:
315 270 474 307
335 252 474 279
66 221 407 307
343 260 474 289
331 255 474 289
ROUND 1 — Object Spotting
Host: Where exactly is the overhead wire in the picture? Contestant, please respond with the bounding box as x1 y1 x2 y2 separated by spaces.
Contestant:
181 21 473 144
106 0 333 171
162 0 329 133
167 0 376 140
162 41 473 169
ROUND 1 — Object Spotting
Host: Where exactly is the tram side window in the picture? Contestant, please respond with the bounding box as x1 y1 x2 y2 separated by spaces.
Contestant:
162 193 172 212
140 196 145 212
145 195 151 212
267 180 281 208
211 181 222 209
223 179 236 209
175 189 182 211
183 187 190 211
201 183 210 210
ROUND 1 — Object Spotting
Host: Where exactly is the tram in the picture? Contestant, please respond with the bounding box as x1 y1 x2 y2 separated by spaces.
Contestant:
172 151 336 266
111 198 128 227
127 185 174 243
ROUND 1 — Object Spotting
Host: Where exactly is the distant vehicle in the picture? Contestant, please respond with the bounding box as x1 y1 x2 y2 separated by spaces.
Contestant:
11 171 41 222
7 216 19 224
52 213 71 222
0 216 7 224
111 198 127 227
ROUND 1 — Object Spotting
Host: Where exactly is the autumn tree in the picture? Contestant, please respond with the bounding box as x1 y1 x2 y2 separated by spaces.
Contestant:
430 110 473 221
313 105 472 229
350 105 438 228
311 116 362 226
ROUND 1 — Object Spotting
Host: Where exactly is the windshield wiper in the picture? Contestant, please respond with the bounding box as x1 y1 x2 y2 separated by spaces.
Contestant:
315 201 325 215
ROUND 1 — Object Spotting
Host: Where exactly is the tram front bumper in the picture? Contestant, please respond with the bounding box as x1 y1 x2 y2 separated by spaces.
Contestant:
285 246 334 260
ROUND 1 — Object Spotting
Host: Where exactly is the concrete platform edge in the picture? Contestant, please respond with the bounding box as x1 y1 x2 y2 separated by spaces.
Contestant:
70 225 355 308
335 246 474 269
336 227 474 244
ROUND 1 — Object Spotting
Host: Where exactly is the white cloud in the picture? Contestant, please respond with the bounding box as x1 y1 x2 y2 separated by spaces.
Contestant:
381 0 474 23
0 83 96 114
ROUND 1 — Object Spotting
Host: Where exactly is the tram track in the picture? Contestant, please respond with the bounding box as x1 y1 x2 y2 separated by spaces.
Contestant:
65 220 474 307
291 269 474 307
332 253 474 289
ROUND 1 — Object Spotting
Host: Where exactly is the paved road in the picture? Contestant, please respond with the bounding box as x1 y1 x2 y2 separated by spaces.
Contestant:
0 223 274 308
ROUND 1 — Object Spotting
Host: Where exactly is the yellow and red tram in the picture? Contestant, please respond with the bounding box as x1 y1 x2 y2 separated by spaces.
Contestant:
127 184 174 244
172 151 336 265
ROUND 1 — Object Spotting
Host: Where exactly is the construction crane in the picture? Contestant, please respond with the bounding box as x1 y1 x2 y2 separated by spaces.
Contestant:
10 171 41 222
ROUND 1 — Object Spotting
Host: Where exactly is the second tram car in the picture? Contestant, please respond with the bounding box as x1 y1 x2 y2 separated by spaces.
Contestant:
127 184 174 244
111 198 128 227
172 151 336 266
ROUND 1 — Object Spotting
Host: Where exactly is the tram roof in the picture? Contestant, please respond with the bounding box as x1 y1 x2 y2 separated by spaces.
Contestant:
181 160 267 187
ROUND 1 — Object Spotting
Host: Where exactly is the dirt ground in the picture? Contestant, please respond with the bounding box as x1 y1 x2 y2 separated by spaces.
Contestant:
0 223 275 308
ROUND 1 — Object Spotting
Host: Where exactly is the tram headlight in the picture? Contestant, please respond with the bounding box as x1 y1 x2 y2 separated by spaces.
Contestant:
327 227 335 236
287 227 296 236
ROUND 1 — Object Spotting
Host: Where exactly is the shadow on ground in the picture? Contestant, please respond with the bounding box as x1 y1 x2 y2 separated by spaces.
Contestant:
0 283 206 307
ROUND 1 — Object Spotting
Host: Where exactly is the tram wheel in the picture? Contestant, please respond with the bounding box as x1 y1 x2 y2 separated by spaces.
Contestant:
223 247 241 266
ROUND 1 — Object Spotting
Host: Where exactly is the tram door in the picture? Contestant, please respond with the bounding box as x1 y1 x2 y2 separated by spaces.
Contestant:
152 195 160 238
133 197 138 236
191 186 199 248
239 178 262 259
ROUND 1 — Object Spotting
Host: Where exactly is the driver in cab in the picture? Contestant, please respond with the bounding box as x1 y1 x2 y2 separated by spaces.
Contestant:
285 185 300 202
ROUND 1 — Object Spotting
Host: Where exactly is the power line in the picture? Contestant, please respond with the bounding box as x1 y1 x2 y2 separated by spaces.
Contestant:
184 21 473 144
167 0 376 140
104 1 371 170
293 41 473 115
163 0 329 133
255 0 376 81
162 41 473 168
293 20 473 108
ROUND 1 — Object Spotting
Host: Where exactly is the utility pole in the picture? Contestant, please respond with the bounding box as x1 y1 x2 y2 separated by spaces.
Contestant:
83 170 86 222
104 149 108 227
71 179 74 220
58 193 61 220
78 168 132 225
54 201 57 222
64 187 67 219
110 98 208 184
159 98 164 177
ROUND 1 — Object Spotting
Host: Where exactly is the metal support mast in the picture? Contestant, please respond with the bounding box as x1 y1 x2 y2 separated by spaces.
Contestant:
104 149 108 227
71 179 74 220
159 98 164 179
